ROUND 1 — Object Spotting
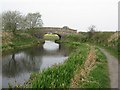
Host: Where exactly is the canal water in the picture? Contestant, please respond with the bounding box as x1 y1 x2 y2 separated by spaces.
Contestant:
2 40 71 88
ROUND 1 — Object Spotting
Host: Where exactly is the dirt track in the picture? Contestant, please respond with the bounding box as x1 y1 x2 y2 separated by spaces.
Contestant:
99 48 119 88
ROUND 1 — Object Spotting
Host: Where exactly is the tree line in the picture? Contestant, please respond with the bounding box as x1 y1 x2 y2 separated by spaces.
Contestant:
2 11 43 34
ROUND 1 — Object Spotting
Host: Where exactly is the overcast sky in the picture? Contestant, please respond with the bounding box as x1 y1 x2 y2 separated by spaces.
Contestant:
0 0 119 31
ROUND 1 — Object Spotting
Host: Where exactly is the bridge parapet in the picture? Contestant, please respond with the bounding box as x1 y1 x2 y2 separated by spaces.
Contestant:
33 27 77 39
39 27 76 31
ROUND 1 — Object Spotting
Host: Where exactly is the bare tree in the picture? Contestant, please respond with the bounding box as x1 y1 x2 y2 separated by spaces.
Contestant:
88 25 96 38
2 11 22 34
88 25 96 32
17 15 28 30
26 13 43 29
2 11 43 33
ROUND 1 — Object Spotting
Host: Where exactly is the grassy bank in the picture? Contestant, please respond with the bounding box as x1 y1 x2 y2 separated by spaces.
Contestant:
22 42 90 88
62 32 119 60
78 47 110 88
102 46 118 59
21 42 110 88
2 31 42 54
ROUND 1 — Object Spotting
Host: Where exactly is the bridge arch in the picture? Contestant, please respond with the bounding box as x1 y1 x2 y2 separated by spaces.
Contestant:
43 33 61 40
33 27 77 39
52 33 61 39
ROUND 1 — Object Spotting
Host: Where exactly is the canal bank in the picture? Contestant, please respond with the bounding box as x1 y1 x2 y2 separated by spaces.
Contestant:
2 31 44 54
2 32 110 88
22 42 110 88
2 40 73 88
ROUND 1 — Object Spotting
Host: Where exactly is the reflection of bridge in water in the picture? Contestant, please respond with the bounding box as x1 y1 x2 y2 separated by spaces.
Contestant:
2 34 75 87
2 42 72 78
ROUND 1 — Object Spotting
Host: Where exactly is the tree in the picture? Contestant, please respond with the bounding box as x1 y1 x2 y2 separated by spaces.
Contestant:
2 11 21 34
26 13 43 29
2 11 43 32
88 25 96 32
88 25 96 38
17 15 28 30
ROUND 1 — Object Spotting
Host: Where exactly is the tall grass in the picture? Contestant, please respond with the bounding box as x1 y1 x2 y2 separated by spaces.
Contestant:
78 47 110 88
2 31 40 53
24 43 90 88
63 32 118 59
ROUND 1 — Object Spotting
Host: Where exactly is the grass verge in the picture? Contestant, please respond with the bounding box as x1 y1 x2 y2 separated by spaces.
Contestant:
2 31 43 54
103 46 118 60
23 42 90 88
78 47 110 88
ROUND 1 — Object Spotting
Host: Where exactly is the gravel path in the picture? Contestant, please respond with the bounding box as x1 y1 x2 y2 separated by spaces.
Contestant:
99 48 119 88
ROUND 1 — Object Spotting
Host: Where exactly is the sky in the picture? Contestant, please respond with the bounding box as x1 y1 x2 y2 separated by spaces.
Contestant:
0 0 119 31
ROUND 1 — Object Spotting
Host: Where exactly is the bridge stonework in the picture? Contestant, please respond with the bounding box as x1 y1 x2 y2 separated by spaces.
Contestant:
33 27 77 39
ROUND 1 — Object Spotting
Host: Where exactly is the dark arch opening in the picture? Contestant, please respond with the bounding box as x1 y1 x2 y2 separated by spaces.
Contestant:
52 33 61 39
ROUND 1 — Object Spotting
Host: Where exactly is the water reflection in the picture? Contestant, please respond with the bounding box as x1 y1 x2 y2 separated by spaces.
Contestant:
2 40 70 88
43 41 59 51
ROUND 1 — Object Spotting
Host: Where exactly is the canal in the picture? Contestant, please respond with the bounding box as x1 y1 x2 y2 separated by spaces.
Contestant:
2 40 71 88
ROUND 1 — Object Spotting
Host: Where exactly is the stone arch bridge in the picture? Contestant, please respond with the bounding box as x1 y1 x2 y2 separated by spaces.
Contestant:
33 27 77 39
